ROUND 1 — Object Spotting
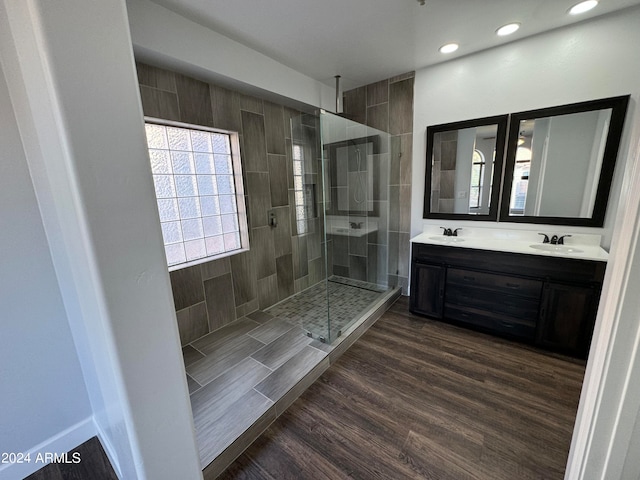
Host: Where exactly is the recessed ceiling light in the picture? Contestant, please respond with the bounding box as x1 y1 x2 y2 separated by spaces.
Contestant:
439 43 459 54
496 23 520 36
569 0 598 15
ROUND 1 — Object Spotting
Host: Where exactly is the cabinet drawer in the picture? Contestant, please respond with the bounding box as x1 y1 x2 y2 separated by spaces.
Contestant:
444 304 537 340
446 285 539 321
447 268 542 299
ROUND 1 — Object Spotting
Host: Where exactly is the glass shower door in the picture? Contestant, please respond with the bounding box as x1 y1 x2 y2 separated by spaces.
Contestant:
284 112 330 341
320 110 392 341
272 110 393 344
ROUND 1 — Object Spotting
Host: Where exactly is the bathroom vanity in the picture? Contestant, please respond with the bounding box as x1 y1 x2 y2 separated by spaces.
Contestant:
410 233 607 359
414 96 627 359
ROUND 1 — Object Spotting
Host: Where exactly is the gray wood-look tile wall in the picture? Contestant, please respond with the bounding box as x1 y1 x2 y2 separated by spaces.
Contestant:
136 62 325 345
343 72 415 294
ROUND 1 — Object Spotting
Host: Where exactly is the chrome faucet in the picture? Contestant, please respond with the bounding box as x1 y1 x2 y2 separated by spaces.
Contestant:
350 221 362 229
452 228 462 237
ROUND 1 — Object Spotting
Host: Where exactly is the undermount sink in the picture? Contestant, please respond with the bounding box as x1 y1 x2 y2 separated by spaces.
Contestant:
428 236 465 243
529 244 584 254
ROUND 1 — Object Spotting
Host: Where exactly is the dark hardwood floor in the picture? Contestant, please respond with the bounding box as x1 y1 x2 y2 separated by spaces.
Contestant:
24 436 117 480
219 296 585 480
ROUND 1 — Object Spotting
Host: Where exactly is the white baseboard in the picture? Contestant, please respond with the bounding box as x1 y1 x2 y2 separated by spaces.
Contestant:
0 417 95 480
94 421 122 479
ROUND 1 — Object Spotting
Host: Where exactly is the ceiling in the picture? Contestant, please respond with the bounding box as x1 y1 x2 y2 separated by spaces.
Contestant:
148 0 640 90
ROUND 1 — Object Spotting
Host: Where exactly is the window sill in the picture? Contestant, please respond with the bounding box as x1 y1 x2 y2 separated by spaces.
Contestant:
167 247 249 272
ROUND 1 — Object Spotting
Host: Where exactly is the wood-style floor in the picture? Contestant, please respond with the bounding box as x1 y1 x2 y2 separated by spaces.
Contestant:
220 296 585 480
24 437 118 480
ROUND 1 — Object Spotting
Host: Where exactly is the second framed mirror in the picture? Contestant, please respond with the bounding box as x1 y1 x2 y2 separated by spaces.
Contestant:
499 95 629 226
423 115 508 221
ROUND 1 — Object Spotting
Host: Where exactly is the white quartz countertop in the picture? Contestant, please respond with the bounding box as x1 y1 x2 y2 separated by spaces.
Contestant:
411 229 609 262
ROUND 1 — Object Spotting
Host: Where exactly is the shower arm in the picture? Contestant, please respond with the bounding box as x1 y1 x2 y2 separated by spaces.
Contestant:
335 75 342 114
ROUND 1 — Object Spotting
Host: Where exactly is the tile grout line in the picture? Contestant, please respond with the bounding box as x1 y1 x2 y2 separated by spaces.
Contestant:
189 340 268 391
246 323 297 344
307 343 333 355
252 388 275 405
250 357 274 373
189 344 208 357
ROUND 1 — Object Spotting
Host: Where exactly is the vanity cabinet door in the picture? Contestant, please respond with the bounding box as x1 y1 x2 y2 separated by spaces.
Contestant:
537 282 600 358
410 263 446 318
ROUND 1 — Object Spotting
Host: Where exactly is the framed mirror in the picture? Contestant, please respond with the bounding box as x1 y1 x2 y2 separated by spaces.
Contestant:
423 115 508 221
500 95 630 226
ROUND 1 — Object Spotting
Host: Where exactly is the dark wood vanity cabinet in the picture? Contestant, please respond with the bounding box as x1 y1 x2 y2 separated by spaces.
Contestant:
537 282 600 357
444 267 542 341
410 243 606 358
410 262 445 318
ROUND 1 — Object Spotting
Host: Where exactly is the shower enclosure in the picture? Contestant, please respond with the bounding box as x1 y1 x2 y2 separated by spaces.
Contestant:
266 109 396 343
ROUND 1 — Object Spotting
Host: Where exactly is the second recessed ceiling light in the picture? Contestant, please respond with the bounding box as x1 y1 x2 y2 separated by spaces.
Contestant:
570 1 598 15
439 43 459 54
496 23 521 36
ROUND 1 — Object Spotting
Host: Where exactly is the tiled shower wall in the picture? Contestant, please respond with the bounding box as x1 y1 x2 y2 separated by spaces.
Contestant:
343 73 414 293
136 62 324 345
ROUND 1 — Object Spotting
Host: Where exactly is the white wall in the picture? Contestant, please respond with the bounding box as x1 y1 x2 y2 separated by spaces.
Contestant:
0 0 202 478
411 8 640 250
0 59 93 480
126 0 335 112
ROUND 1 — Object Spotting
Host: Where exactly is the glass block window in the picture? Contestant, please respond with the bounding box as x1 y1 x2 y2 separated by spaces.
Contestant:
292 143 312 235
145 118 248 269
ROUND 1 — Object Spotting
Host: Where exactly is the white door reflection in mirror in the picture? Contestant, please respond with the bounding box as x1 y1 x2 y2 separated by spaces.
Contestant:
508 109 612 218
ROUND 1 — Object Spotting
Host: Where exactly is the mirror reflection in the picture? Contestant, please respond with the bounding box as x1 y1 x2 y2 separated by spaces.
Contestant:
424 115 507 221
508 109 612 218
500 95 629 227
324 135 382 215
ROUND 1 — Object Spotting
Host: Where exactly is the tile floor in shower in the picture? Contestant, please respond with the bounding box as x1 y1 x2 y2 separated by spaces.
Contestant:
266 276 387 340
180 278 392 475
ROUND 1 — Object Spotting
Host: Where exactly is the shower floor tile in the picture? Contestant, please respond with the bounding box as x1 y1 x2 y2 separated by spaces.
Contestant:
266 278 387 340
